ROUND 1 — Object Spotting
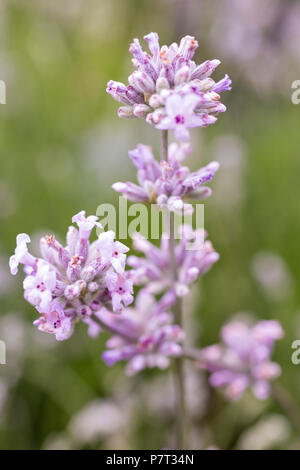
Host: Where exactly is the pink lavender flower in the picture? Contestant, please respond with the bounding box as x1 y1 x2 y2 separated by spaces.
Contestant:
128 225 219 298
155 93 218 142
101 290 184 375
9 212 133 340
33 300 73 341
112 142 219 214
107 32 231 141
200 320 283 400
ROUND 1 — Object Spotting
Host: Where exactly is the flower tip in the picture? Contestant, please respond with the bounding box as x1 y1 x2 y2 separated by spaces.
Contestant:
16 233 31 245
213 59 221 67
106 80 113 91
129 37 140 53
118 106 134 119
72 210 86 224
209 161 220 172
112 182 125 192
144 31 159 41
9 255 18 275
225 74 232 89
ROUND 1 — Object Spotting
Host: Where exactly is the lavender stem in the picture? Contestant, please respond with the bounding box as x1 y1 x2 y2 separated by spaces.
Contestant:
161 130 187 449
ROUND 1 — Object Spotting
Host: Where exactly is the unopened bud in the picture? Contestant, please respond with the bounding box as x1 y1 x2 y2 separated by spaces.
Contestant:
133 103 151 118
81 265 96 282
149 94 161 109
174 66 191 86
118 106 134 119
156 76 170 93
199 78 215 92
64 284 81 300
151 107 165 124
129 71 155 94
88 281 99 293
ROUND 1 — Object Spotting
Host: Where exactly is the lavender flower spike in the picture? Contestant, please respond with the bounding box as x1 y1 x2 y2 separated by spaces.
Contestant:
128 225 219 298
101 290 185 376
9 212 133 340
113 142 219 214
200 320 284 400
107 32 231 141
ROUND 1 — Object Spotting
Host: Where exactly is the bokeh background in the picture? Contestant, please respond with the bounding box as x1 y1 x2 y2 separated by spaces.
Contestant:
1 0 300 450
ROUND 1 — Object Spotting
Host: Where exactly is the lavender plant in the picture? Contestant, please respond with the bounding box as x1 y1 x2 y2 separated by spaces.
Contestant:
10 32 287 449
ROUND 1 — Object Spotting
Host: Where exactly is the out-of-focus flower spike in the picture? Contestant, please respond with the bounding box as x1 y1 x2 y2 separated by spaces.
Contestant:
96 307 140 341
199 319 284 401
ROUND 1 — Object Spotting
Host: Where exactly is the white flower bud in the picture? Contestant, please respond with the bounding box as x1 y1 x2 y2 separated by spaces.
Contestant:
174 65 191 86
133 104 151 118
149 94 161 109
156 76 170 93
118 106 134 119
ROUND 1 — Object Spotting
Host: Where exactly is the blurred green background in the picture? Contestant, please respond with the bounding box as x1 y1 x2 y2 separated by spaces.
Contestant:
1 0 300 450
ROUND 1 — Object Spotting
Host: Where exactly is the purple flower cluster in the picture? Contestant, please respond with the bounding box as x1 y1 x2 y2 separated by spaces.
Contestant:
107 32 231 141
104 33 226 375
9 31 284 402
9 212 133 340
128 226 219 298
100 290 184 375
200 320 283 400
113 142 219 214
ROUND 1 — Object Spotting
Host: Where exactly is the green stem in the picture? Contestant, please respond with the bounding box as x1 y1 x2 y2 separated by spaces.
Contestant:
160 129 168 161
161 130 187 449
